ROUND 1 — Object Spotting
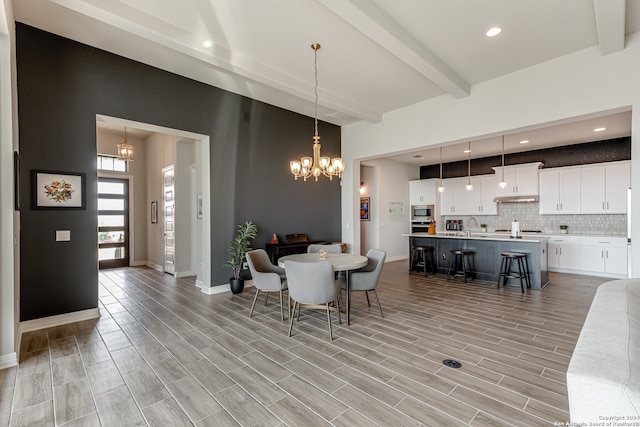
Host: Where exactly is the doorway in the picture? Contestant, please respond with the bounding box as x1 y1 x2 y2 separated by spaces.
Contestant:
98 177 130 269
162 165 175 275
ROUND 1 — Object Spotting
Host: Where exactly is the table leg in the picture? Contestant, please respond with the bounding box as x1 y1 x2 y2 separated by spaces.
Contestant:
345 269 350 325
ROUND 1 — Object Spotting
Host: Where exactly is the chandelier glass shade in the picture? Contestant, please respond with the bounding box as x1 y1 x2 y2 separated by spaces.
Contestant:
290 43 344 181
499 135 507 189
117 126 134 161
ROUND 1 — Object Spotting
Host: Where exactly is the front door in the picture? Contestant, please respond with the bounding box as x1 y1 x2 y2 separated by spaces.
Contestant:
98 178 129 269
163 166 176 275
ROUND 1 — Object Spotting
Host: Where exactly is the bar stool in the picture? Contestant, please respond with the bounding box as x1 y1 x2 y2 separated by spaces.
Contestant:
410 246 435 276
447 249 474 282
497 252 531 292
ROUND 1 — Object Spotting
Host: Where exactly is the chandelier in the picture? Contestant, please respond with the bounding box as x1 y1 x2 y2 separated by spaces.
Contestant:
117 126 134 161
290 43 344 181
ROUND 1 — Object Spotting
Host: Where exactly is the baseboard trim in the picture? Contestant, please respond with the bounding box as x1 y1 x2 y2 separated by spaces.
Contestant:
0 352 18 370
19 308 101 334
386 255 408 263
198 280 255 295
130 260 146 267
175 270 195 278
146 262 163 272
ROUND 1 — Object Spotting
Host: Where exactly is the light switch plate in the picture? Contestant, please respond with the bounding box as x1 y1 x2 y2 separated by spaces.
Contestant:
56 230 71 241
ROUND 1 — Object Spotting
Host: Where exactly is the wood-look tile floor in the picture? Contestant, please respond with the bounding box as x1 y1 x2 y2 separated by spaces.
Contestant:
0 261 608 426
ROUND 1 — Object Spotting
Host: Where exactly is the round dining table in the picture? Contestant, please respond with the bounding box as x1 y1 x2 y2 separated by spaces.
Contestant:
278 252 368 325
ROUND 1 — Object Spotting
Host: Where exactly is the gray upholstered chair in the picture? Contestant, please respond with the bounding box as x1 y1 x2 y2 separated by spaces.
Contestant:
344 248 386 318
284 260 341 340
246 249 288 321
307 244 342 254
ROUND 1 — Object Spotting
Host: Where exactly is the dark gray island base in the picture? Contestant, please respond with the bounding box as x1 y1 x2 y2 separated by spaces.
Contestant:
406 234 549 289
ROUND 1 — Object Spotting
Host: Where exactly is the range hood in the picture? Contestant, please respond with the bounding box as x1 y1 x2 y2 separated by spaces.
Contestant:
493 195 539 203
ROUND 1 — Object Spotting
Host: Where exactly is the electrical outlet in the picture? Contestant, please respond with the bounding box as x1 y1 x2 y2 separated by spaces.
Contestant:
242 261 248 270
442 253 446 260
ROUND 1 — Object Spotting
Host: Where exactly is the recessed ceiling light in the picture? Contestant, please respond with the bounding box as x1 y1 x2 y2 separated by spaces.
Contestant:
463 149 471 153
520 140 529 144
202 40 213 48
486 27 502 37
594 127 606 132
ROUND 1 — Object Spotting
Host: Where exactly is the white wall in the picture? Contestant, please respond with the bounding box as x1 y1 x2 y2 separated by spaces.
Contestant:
360 159 417 261
341 32 640 277
0 0 17 368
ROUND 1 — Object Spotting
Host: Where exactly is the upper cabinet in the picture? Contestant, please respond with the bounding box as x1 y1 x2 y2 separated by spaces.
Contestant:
492 162 543 197
409 179 436 206
539 167 581 214
440 175 497 216
580 161 630 214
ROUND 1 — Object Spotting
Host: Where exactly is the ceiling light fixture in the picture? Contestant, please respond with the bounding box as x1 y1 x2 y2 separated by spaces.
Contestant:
438 147 445 193
499 136 507 189
202 40 213 48
465 141 473 191
486 27 502 37
520 140 529 144
594 127 606 132
290 43 344 181
117 126 134 162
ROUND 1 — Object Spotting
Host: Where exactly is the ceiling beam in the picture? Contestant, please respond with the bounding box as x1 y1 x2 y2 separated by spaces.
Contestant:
593 0 626 55
318 0 470 99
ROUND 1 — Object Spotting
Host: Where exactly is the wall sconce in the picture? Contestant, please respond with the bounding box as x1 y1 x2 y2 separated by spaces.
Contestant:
360 182 365 194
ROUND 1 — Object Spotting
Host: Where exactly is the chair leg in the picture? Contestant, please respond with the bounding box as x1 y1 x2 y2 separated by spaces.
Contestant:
335 299 342 324
279 290 284 321
372 290 384 318
264 292 269 306
288 301 297 337
365 291 371 307
326 303 333 341
249 289 261 317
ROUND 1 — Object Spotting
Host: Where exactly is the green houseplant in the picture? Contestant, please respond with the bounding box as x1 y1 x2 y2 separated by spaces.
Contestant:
559 225 569 234
225 220 258 294
480 224 488 232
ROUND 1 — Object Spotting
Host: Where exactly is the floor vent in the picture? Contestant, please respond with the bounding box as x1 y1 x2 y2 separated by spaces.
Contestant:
443 359 462 368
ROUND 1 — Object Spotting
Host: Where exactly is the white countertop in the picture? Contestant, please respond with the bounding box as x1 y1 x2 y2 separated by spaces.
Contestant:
402 232 549 242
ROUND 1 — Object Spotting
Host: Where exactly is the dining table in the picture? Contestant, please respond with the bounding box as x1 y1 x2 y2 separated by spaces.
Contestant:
278 252 368 325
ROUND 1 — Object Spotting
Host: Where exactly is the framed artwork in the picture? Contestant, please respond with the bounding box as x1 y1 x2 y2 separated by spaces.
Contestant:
32 170 86 209
151 201 158 224
196 193 203 219
360 197 370 221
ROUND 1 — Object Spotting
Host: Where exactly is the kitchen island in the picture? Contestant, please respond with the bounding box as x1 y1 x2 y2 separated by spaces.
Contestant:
403 233 549 289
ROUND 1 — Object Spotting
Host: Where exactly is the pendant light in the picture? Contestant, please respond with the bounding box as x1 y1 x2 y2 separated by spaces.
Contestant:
117 126 134 162
465 141 473 191
289 43 344 181
437 147 445 193
499 135 507 189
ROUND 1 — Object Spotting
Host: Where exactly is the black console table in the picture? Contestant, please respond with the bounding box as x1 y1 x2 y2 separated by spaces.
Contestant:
265 241 326 265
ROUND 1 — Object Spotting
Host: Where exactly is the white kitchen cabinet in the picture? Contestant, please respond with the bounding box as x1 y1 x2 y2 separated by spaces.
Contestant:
547 236 581 271
579 236 628 277
440 178 467 215
465 175 498 215
580 161 630 214
539 167 581 214
409 179 436 206
492 162 543 198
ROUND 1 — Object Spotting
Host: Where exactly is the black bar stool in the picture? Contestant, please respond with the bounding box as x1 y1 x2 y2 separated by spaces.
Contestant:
497 252 531 292
410 246 435 276
447 249 474 282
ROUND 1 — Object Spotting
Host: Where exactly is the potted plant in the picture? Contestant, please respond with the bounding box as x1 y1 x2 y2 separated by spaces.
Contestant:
559 225 569 234
480 224 488 232
225 220 258 294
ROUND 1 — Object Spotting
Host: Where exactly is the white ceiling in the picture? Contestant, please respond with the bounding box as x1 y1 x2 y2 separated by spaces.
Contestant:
14 0 637 163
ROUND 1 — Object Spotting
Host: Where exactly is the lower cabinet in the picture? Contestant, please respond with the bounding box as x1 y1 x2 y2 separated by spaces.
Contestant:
579 237 628 277
547 236 580 271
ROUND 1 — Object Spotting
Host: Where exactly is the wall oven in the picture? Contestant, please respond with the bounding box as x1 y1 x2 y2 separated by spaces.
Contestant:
411 205 434 222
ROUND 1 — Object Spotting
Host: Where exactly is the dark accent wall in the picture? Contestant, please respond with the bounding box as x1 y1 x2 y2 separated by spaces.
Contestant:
419 137 631 179
17 24 341 321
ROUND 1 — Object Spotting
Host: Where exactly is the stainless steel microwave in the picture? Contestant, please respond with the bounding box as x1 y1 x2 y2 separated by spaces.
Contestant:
411 205 434 221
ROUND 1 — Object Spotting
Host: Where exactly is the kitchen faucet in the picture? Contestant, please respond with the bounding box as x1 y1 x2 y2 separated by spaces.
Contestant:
467 217 479 236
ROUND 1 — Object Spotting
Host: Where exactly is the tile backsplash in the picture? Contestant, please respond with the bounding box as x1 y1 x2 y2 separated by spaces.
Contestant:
444 202 627 236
